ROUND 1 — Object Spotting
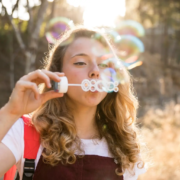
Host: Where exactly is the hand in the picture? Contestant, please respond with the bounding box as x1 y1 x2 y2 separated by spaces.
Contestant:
5 69 64 118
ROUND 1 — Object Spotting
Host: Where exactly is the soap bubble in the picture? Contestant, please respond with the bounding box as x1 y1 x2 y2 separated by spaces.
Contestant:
99 55 127 92
115 35 144 63
85 22 145 91
122 59 143 70
116 20 145 37
114 20 145 69
104 29 121 43
45 17 74 44
92 24 144 70
100 67 125 92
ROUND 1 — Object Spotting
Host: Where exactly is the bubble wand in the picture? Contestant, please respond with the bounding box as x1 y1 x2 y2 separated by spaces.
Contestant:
52 77 119 93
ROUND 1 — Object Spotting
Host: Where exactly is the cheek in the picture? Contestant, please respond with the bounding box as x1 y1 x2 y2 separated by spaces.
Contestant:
63 68 87 84
62 66 77 81
67 72 84 84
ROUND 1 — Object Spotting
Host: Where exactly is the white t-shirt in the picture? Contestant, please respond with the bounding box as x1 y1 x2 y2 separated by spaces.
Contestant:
2 118 146 180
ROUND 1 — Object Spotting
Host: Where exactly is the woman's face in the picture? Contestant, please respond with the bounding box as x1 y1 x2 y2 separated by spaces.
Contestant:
62 37 109 107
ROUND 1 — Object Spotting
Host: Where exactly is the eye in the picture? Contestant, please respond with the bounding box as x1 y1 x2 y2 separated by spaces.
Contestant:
98 63 108 68
74 62 87 66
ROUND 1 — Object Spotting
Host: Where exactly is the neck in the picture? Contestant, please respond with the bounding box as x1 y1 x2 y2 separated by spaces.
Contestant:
70 104 99 139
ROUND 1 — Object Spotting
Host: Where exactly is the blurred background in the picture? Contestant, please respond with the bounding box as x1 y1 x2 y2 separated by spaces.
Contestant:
0 0 180 179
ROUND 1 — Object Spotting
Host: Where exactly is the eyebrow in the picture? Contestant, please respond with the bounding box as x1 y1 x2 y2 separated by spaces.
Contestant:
70 53 112 61
71 53 89 59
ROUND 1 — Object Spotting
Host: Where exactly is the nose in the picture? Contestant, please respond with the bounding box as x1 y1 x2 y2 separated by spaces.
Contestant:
88 64 100 79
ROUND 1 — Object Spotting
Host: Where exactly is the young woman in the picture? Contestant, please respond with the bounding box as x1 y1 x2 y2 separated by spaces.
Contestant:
0 26 146 180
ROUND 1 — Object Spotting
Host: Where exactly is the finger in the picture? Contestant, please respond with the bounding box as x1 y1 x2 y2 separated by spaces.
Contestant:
22 70 52 88
54 72 65 77
16 80 39 100
42 70 64 82
41 90 64 103
22 70 51 87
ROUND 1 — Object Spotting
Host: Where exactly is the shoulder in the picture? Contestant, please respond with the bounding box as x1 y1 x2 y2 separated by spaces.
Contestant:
2 117 24 139
1 118 24 163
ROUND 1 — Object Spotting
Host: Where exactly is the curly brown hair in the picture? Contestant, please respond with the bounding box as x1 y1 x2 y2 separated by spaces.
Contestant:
32 25 145 176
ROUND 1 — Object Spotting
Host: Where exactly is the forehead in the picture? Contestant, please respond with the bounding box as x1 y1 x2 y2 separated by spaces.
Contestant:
64 37 108 59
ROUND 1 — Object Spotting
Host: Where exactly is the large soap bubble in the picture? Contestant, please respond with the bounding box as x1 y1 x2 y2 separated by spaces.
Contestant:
45 17 74 44
98 23 145 69
103 28 121 43
115 35 144 63
116 20 145 37
114 20 145 69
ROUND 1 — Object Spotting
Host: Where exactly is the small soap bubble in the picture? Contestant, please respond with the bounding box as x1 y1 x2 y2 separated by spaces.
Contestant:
91 80 96 85
91 86 96 92
108 82 115 93
109 82 115 89
46 17 74 44
96 81 104 92
100 67 124 92
99 54 127 89
116 20 145 37
114 87 119 92
82 79 91 91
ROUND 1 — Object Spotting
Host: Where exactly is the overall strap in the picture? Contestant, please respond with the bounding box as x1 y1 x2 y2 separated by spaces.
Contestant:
21 115 40 180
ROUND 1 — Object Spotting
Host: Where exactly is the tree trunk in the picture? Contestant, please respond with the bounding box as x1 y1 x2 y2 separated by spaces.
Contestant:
161 23 169 66
25 51 37 74
25 0 48 73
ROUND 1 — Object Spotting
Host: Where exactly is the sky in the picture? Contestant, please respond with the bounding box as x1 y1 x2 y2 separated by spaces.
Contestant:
67 0 126 27
1 0 126 27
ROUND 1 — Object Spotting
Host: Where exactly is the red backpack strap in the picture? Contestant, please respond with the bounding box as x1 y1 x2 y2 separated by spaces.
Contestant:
3 165 16 180
4 115 40 180
21 115 40 180
22 115 40 159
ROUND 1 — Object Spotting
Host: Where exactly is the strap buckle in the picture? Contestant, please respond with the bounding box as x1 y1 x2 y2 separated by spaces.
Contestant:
23 159 35 178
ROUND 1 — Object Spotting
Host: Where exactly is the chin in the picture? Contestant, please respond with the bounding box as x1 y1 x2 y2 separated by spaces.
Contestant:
83 97 104 107
85 101 101 107
67 90 106 107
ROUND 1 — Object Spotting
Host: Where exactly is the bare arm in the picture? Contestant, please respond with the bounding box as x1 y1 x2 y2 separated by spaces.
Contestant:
0 105 20 178
0 104 20 142
0 143 16 177
0 69 64 175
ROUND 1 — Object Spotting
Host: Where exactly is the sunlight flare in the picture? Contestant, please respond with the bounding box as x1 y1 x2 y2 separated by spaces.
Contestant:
67 0 126 27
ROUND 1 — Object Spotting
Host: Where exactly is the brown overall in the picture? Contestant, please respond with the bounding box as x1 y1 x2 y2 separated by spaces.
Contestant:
33 155 123 180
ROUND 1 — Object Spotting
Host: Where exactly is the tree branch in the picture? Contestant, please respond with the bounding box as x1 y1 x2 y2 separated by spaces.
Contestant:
29 0 48 49
1 3 26 50
45 0 56 32
12 0 20 15
49 0 56 20
26 0 33 33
